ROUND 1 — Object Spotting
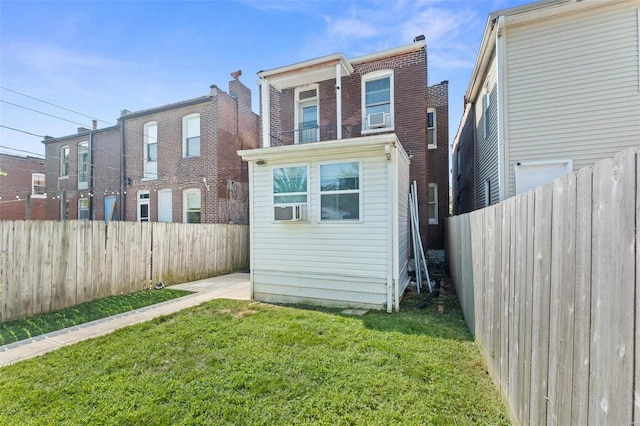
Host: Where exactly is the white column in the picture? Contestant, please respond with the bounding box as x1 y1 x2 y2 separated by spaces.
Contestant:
335 63 342 140
260 78 271 148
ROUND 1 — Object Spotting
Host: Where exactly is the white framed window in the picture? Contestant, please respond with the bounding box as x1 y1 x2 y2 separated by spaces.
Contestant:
183 114 201 157
143 122 157 180
483 86 490 139
428 183 438 225
78 198 89 220
183 188 201 223
104 195 117 223
427 108 437 149
295 85 319 144
273 165 308 221
60 146 69 178
362 70 394 132
137 190 150 222
320 161 361 221
78 141 89 189
32 173 45 198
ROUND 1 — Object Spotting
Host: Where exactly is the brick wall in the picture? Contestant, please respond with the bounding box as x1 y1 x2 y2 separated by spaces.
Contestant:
427 80 449 249
43 127 121 221
123 80 258 224
0 154 47 220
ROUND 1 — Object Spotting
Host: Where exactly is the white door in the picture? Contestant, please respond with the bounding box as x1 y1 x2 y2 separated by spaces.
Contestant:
514 160 572 195
158 189 172 222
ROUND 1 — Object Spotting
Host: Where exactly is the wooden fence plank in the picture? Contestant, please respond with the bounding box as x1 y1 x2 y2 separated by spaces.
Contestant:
505 197 518 415
572 166 593 425
529 183 553 426
500 199 512 401
547 174 577 424
589 150 635 425
635 148 640 425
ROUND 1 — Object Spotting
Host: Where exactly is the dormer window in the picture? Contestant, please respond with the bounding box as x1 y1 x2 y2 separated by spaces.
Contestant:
362 70 394 133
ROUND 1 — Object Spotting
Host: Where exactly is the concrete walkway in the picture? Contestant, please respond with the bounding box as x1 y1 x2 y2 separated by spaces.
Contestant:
0 272 250 368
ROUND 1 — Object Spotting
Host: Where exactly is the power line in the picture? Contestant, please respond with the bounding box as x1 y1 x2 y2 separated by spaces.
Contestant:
0 125 45 138
1 100 92 128
1 86 115 126
0 144 45 158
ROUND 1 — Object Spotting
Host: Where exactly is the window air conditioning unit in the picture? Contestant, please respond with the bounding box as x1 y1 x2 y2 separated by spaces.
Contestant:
274 204 306 222
368 112 386 128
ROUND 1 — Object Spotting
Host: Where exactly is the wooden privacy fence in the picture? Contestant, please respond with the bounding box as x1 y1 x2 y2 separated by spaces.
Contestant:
446 147 639 425
0 221 249 322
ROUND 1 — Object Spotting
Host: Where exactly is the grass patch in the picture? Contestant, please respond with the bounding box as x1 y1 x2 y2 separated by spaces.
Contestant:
0 289 192 346
0 298 510 425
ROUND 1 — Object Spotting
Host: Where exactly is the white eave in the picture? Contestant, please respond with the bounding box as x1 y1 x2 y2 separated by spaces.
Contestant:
238 134 407 162
257 53 354 91
465 0 622 102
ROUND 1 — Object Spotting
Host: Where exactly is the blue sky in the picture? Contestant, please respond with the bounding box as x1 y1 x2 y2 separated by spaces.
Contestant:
0 0 530 157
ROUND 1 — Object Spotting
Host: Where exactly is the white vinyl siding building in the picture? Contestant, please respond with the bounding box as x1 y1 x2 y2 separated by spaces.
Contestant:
239 134 411 312
504 1 640 196
455 0 640 211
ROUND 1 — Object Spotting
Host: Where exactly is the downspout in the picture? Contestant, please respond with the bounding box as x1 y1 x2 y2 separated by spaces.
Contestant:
496 15 507 201
335 63 342 140
385 142 394 313
89 120 96 220
247 161 255 300
120 118 126 221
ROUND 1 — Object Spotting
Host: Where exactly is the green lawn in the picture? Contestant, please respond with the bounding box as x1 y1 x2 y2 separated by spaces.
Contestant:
0 289 192 345
0 296 510 425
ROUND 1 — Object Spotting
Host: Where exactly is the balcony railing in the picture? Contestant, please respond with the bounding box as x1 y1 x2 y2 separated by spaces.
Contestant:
269 124 351 147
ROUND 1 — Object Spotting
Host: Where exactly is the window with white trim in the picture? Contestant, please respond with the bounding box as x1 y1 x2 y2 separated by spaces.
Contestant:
78 198 89 220
183 188 201 223
78 141 89 189
273 165 308 221
137 190 150 222
428 183 438 225
427 108 437 149
183 114 200 157
362 70 394 132
295 85 319 143
143 122 157 180
60 146 69 178
320 161 360 221
32 173 45 197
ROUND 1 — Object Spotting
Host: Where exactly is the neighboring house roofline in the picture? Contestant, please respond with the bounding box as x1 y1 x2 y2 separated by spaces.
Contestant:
41 124 120 144
119 95 213 120
256 39 426 91
350 39 425 65
465 0 625 102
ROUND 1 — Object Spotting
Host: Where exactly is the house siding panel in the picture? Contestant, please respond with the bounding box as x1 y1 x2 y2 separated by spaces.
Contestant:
505 2 640 196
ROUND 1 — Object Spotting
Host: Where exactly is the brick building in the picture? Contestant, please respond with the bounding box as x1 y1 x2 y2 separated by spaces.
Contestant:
0 153 47 220
43 124 121 221
122 79 258 224
257 37 449 248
